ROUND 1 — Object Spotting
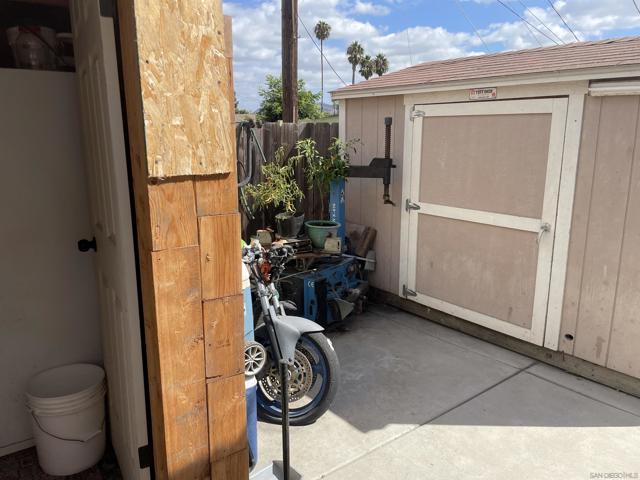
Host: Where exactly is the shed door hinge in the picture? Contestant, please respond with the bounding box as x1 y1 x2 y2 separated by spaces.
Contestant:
402 285 417 297
405 199 420 212
138 444 153 469
410 109 426 121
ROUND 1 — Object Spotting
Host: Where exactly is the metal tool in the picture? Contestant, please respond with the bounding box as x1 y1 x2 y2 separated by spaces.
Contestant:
329 116 396 242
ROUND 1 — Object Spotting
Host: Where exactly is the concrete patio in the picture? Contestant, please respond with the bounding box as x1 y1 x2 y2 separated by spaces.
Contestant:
256 304 640 479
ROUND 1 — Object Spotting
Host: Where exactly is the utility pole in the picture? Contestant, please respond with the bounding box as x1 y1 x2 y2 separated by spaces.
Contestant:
281 0 298 122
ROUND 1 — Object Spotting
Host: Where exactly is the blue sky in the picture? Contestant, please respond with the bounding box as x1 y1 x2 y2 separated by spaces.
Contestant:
223 0 640 110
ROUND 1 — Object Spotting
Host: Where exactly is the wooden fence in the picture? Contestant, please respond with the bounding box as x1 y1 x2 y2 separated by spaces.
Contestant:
236 121 339 239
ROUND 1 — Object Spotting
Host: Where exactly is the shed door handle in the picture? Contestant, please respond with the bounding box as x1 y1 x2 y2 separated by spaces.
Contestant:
537 223 550 244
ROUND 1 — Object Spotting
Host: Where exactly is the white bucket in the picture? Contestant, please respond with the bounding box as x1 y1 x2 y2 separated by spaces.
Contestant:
26 364 107 476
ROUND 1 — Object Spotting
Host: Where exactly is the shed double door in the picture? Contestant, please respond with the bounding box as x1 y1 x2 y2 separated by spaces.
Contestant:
404 98 568 345
71 1 149 479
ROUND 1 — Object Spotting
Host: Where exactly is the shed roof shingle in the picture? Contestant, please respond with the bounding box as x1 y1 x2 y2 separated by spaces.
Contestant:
332 37 640 96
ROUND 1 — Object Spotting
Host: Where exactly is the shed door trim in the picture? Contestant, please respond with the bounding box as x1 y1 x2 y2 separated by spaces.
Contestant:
403 98 569 346
543 93 586 350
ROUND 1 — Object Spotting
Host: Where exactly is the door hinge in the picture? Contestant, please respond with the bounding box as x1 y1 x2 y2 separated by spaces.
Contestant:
138 444 153 469
402 285 417 297
410 109 426 121
405 199 420 212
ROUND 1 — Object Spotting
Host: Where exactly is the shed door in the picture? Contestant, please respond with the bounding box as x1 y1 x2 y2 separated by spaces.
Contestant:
71 1 150 478
405 99 568 345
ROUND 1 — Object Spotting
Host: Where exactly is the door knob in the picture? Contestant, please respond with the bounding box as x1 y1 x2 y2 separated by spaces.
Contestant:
78 237 97 252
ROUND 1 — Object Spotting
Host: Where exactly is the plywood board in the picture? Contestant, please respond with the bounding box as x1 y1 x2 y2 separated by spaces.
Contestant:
133 0 234 177
207 374 247 462
199 213 243 299
195 16 240 217
203 295 244 378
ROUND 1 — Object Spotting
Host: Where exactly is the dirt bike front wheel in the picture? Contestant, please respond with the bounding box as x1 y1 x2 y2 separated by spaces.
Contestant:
256 332 340 426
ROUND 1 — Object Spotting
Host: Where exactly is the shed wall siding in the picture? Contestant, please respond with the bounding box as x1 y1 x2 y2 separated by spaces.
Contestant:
344 96 404 293
347 93 640 380
560 95 640 378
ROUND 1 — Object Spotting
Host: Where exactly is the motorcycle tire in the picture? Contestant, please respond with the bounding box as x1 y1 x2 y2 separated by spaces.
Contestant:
257 332 340 426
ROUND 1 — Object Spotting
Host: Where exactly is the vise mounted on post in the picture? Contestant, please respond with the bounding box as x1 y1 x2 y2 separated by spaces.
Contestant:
329 116 397 243
346 116 396 206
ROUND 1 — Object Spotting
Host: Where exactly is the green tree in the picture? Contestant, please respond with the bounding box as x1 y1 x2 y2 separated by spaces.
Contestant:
314 20 331 109
256 75 322 122
347 41 364 84
359 55 374 80
373 53 389 77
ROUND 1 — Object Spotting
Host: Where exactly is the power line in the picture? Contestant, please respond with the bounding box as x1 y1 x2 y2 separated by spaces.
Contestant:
453 0 490 53
297 14 348 86
546 0 580 42
517 0 565 44
634 0 640 16
496 0 559 45
522 19 543 47
406 29 414 65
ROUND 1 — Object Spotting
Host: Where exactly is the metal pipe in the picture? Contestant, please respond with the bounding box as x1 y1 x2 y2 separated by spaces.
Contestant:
280 359 291 480
384 116 392 160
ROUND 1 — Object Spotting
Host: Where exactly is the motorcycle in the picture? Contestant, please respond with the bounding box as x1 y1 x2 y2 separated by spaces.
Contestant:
243 241 340 426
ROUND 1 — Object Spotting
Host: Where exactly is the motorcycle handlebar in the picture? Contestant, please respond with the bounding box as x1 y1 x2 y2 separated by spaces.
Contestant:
242 243 294 282
242 244 293 264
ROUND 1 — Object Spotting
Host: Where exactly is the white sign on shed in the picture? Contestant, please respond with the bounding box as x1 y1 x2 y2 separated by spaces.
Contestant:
469 87 497 100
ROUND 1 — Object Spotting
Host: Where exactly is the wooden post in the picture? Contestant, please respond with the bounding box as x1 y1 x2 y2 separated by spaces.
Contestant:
117 1 247 478
281 0 298 122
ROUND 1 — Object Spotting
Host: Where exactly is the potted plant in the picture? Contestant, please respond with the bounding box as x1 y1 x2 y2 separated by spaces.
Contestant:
245 146 305 238
295 138 353 248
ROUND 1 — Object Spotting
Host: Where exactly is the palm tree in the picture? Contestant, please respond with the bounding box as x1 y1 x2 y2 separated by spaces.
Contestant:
358 55 374 80
373 53 389 77
314 21 331 109
347 41 364 84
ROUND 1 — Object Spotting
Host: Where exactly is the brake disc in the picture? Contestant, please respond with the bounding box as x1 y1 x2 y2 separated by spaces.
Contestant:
259 348 314 402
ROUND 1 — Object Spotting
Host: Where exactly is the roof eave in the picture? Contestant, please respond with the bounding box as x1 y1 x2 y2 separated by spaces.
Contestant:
331 64 640 100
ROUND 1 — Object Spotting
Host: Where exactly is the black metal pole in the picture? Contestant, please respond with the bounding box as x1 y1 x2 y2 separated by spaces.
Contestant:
280 360 290 480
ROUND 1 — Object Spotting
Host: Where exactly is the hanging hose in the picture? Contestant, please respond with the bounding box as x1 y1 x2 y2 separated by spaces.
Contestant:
238 162 255 220
237 119 269 221
236 120 255 221
237 120 254 188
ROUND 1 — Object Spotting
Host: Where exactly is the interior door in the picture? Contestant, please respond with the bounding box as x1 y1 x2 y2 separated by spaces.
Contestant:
70 2 149 479
405 98 568 345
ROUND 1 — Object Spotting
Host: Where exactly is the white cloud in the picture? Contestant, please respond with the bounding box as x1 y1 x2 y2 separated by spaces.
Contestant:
225 0 640 111
352 1 391 16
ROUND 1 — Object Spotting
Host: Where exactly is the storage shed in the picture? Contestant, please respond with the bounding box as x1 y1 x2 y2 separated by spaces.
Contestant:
332 37 640 382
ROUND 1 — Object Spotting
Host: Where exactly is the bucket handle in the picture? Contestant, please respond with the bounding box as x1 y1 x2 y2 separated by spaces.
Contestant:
30 411 105 443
